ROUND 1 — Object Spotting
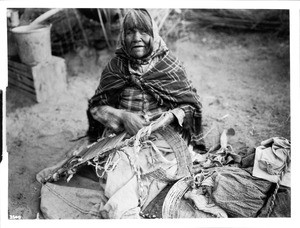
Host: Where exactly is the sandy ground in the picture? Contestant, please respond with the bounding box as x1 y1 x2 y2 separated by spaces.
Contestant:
6 27 290 219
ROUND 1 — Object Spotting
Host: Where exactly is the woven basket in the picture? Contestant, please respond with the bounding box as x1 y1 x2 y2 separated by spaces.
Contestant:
162 176 213 219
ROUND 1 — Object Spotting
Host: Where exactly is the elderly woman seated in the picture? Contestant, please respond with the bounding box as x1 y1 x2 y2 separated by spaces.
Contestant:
37 8 205 219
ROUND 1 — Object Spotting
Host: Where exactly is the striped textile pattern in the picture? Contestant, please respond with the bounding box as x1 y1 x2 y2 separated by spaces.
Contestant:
88 52 204 148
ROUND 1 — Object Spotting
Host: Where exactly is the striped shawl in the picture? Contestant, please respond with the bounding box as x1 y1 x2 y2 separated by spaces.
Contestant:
88 53 205 149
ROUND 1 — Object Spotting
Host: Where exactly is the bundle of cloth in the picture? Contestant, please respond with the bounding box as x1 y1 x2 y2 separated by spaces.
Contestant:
173 136 291 218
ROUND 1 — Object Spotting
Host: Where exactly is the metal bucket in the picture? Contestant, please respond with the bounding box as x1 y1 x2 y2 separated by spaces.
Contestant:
11 24 52 66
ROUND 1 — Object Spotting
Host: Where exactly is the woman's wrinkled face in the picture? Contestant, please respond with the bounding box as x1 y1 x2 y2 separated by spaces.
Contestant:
125 27 152 59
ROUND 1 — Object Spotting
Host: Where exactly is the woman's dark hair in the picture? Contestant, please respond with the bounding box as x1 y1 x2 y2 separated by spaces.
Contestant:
123 9 153 37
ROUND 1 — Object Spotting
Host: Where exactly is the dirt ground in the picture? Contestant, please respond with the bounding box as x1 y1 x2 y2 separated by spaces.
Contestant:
6 26 290 219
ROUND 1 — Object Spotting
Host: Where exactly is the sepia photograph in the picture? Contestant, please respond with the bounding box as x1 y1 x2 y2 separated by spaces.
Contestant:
1 1 298 228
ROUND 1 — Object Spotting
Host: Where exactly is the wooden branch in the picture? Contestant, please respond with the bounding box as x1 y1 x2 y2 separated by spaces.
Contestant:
97 9 113 50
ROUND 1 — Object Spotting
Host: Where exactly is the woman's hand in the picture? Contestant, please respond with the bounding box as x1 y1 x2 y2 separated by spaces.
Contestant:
90 106 124 133
121 111 147 136
90 105 148 135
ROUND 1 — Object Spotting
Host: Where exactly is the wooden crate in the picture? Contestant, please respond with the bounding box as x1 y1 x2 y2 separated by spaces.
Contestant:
8 56 67 103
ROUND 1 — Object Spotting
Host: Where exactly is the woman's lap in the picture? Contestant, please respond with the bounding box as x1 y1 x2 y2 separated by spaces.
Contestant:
101 131 178 218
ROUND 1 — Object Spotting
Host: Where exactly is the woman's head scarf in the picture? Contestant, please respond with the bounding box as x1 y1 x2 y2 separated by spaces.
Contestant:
115 9 168 65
